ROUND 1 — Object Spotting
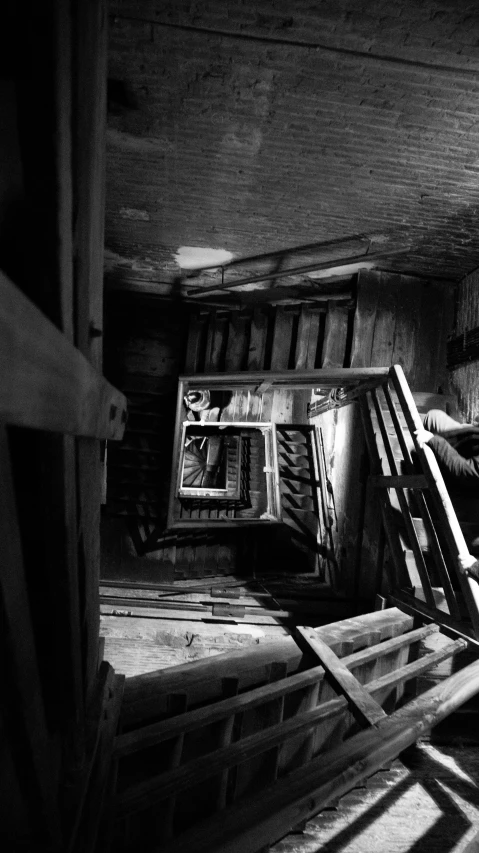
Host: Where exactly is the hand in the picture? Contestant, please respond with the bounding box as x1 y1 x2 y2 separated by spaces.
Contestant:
414 428 434 448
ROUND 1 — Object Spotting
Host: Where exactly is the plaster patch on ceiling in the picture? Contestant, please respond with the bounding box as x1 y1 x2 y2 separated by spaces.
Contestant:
119 207 150 221
307 260 376 279
174 246 234 270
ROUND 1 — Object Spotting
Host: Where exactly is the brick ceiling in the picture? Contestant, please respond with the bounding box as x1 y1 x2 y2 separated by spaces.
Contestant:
106 0 479 299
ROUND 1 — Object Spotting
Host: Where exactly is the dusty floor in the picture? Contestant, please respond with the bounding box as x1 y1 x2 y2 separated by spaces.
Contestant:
272 743 479 853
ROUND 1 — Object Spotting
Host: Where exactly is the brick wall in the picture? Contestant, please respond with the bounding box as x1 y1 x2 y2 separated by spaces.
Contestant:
106 0 479 288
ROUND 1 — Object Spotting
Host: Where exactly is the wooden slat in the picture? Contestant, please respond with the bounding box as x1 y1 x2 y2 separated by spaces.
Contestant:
382 383 460 620
247 308 268 370
370 273 399 367
350 269 381 367
371 388 436 608
0 270 126 438
164 645 474 853
359 397 412 589
321 303 349 368
204 312 228 372
270 307 294 370
225 311 249 371
294 627 387 726
0 425 62 849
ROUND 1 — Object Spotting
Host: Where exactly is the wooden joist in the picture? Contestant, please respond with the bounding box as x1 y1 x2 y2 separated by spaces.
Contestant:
0 270 127 439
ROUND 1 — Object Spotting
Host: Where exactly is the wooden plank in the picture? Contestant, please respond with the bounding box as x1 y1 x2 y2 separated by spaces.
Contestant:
0 271 127 438
390 275 422 385
0 425 62 849
270 307 294 370
370 273 399 367
225 311 249 371
321 303 349 368
295 307 320 370
205 312 229 372
370 388 436 607
294 627 387 726
350 269 381 367
248 308 268 370
162 644 475 853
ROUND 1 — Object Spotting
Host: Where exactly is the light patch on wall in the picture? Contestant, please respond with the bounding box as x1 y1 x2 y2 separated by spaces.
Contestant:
174 246 234 270
119 207 150 221
307 260 375 280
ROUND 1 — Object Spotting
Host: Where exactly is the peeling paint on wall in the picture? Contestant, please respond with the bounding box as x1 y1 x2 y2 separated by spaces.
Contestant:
174 246 234 269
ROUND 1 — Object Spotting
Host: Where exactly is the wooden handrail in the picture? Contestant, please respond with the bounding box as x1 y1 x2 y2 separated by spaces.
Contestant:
389 364 479 636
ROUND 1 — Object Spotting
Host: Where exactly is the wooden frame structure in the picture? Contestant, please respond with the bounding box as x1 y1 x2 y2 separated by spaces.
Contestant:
104 607 479 853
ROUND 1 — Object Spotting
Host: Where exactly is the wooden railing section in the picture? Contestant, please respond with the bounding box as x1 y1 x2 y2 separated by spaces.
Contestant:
105 608 475 853
358 364 479 639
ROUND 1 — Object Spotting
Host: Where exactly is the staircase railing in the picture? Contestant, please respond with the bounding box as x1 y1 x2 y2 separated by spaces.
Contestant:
360 364 479 638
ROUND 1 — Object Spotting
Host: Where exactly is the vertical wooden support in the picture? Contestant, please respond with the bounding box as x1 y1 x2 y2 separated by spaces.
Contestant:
72 0 108 700
295 307 321 370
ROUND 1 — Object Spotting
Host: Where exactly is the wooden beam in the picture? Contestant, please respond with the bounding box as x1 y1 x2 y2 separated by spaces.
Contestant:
181 367 389 390
294 627 387 726
0 270 126 438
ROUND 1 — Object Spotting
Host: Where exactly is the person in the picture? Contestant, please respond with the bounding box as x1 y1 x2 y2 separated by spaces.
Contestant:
415 409 479 580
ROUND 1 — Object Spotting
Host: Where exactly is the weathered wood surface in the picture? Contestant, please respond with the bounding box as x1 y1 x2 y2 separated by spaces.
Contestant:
0 270 127 438
162 650 477 853
351 270 453 392
294 626 387 726
121 609 413 727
